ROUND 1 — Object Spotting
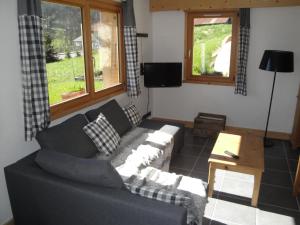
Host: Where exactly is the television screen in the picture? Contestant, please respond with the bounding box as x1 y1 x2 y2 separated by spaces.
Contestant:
144 63 182 88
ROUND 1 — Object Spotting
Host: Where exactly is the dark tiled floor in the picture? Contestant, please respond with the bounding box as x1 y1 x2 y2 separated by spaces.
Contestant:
170 128 300 225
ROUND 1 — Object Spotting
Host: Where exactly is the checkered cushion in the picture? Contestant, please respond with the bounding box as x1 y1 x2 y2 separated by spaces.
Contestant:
122 104 142 127
83 113 120 156
125 183 192 209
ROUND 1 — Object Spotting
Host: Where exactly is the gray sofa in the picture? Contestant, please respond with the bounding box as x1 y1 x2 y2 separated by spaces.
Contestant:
5 100 186 225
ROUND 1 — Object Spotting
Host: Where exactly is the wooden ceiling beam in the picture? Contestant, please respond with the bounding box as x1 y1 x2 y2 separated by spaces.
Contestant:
150 0 300 11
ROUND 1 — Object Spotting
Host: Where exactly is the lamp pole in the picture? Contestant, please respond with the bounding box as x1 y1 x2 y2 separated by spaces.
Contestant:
264 70 277 147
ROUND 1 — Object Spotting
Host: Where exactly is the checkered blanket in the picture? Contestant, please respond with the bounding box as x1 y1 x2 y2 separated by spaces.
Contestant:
111 129 207 225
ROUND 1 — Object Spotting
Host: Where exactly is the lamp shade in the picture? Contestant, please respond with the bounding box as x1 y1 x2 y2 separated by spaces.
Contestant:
259 50 294 73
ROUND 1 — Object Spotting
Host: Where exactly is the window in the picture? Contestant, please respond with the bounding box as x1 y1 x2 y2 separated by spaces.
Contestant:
41 0 125 119
184 11 239 85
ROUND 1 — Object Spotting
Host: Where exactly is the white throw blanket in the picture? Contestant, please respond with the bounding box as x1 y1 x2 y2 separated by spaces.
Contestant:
109 127 207 225
146 130 173 146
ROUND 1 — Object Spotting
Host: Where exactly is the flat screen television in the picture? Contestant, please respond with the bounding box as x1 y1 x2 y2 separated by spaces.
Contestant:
144 63 182 88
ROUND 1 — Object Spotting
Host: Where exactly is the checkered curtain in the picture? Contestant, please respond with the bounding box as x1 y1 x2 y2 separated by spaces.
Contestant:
18 0 50 141
235 9 250 96
122 0 141 98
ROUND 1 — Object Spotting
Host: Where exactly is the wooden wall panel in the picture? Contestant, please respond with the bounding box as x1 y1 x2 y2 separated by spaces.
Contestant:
150 0 300 11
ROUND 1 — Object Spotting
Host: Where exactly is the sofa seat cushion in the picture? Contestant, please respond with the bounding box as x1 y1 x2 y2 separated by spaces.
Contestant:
36 114 98 158
35 150 124 189
83 113 120 156
85 100 132 136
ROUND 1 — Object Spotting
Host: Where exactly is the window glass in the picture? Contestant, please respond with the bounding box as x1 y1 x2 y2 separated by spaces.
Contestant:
42 2 86 105
185 11 238 85
90 9 120 92
192 17 232 77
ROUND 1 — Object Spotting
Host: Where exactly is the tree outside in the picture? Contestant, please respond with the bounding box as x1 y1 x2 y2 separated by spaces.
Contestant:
42 2 103 105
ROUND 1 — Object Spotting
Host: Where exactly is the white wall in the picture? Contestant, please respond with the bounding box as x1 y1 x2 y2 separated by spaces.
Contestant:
152 7 300 133
0 0 152 224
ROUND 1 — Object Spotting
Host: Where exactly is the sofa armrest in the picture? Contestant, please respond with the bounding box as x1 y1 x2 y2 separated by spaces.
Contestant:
5 153 187 225
139 119 185 153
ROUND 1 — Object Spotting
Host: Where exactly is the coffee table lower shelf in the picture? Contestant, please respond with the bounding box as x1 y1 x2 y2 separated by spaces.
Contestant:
207 132 264 207
207 163 263 207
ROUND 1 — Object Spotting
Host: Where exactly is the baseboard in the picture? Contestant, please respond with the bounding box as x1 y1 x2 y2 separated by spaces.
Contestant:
3 219 14 225
225 126 291 140
152 117 194 128
152 117 291 141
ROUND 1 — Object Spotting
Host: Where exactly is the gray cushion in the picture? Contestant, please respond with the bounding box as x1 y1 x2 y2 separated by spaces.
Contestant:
85 100 132 136
36 114 98 158
35 150 124 189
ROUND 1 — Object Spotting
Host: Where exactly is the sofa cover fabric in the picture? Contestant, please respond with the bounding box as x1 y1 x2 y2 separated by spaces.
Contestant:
5 152 187 225
122 103 142 127
36 114 98 158
5 119 187 225
85 100 132 136
35 150 124 189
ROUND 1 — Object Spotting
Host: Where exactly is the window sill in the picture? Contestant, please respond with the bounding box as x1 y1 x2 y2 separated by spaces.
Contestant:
183 79 235 86
50 84 126 121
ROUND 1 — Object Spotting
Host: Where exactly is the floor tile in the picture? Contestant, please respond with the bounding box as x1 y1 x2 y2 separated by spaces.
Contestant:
193 156 210 174
200 146 213 157
220 177 254 199
258 184 299 210
185 133 207 146
217 192 252 206
180 131 300 224
206 137 217 149
204 197 218 219
202 217 212 225
264 156 289 171
169 167 190 176
262 169 292 188
257 203 300 225
170 154 197 170
225 171 254 183
264 146 286 158
210 221 233 225
289 159 298 174
292 173 296 182
190 171 209 182
287 149 300 161
268 138 284 147
212 197 256 225
284 142 300 160
180 145 203 156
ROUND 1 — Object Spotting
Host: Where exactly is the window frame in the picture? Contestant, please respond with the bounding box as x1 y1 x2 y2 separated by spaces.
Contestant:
43 0 126 120
184 10 239 86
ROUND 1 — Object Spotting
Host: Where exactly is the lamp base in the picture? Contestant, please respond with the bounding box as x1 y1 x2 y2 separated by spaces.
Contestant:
264 137 273 148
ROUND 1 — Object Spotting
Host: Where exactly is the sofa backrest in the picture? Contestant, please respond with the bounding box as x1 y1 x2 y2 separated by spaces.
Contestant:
85 99 132 136
36 114 98 158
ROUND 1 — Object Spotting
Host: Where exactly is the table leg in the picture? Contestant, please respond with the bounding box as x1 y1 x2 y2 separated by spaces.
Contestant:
208 163 216 197
251 171 262 207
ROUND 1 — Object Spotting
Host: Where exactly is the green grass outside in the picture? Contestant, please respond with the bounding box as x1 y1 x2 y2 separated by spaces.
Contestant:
192 24 232 75
46 53 103 105
48 80 104 105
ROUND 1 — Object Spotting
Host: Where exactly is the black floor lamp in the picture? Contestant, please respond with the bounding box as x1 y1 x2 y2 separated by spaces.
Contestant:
259 50 294 147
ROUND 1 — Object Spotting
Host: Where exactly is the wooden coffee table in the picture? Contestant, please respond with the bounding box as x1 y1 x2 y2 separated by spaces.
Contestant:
207 132 264 207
